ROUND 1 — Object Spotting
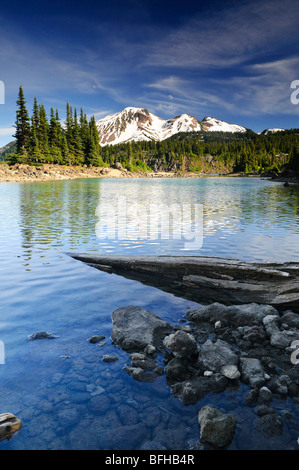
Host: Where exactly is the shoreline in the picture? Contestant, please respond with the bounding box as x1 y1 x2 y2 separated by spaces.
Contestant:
0 163 209 182
0 162 298 184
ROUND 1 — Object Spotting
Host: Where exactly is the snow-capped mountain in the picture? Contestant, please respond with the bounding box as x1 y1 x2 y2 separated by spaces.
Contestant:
96 107 201 146
261 128 285 135
96 107 248 146
201 116 246 133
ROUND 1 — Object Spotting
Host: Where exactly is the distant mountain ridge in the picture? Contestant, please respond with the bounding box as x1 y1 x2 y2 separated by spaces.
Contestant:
261 128 285 135
96 107 247 146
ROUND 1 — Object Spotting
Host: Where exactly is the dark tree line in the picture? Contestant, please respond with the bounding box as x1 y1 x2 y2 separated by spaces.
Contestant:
10 86 104 166
100 129 299 173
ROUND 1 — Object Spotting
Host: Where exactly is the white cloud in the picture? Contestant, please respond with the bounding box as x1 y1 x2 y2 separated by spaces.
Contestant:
0 127 14 136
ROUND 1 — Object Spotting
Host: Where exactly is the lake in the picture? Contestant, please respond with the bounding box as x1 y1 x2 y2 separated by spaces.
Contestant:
0 176 299 450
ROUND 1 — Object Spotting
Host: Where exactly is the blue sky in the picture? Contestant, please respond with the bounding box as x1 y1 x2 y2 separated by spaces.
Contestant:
0 0 299 146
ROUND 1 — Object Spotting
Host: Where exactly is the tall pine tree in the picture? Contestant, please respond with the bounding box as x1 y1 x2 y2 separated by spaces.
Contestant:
14 86 31 156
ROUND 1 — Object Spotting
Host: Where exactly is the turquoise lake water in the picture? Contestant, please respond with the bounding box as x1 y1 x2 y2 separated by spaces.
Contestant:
0 176 299 450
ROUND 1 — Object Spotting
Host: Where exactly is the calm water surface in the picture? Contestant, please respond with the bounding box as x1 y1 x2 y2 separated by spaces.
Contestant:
0 176 299 450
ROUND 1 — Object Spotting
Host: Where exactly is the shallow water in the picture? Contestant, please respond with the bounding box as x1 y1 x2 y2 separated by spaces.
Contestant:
0 176 299 450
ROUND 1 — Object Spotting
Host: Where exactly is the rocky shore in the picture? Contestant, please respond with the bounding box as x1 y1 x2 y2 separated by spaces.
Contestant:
110 303 299 449
271 169 299 185
0 163 204 183
1 162 289 183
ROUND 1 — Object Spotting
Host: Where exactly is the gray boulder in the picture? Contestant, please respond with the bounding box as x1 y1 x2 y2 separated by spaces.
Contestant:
280 311 299 329
240 357 267 388
187 302 279 327
163 330 198 359
111 306 174 352
197 339 239 373
258 386 273 405
263 315 298 349
198 406 236 448
220 365 240 380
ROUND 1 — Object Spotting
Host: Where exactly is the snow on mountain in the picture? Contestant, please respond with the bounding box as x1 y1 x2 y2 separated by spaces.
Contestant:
96 107 201 146
262 128 285 135
201 116 246 133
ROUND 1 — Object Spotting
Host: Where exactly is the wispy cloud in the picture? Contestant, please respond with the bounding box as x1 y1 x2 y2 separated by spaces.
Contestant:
144 76 235 118
212 57 299 115
142 0 299 69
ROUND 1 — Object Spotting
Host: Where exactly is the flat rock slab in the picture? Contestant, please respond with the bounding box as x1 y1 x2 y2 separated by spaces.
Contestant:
69 254 299 312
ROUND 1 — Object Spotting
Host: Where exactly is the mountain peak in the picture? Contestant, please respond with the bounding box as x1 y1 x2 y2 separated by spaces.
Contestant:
96 108 201 146
96 108 247 146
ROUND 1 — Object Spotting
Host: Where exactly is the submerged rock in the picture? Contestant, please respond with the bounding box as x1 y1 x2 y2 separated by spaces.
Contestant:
89 335 105 344
171 375 228 405
258 386 273 405
102 355 118 363
140 441 167 450
28 331 58 340
254 412 284 437
124 352 164 382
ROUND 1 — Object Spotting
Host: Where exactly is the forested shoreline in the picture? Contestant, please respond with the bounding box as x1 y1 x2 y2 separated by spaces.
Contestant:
2 86 299 175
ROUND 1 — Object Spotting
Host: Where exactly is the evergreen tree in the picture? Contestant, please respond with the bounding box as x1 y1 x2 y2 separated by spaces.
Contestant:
72 108 84 165
32 97 40 138
79 107 90 154
65 102 75 162
87 116 102 166
38 104 50 162
29 116 42 163
49 108 60 148
14 85 31 155
60 132 70 164
49 108 63 163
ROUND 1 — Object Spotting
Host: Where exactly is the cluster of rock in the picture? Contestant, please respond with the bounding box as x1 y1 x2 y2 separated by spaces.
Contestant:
111 303 299 448
0 163 106 182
